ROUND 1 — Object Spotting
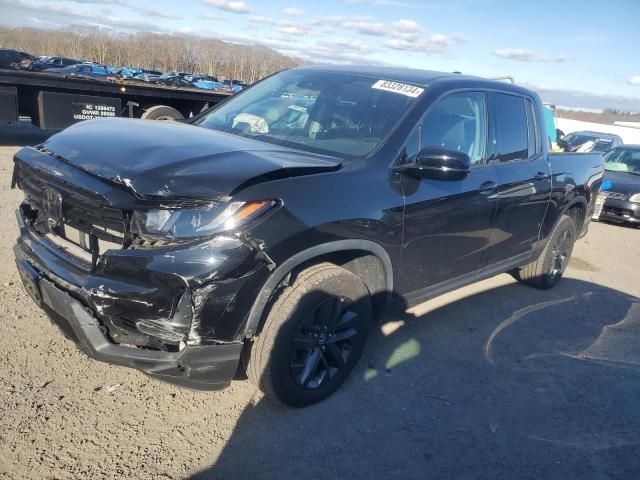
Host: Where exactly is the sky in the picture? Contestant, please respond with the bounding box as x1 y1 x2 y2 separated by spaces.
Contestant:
1 0 639 110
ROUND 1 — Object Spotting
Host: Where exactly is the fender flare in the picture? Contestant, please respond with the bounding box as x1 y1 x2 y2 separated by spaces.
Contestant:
243 239 394 336
559 196 588 226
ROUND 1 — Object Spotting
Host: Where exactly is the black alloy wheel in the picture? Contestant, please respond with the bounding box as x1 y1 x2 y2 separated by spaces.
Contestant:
289 296 360 390
549 227 573 280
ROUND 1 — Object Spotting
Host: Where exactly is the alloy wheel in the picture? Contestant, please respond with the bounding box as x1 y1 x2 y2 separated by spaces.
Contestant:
289 296 360 390
550 228 573 279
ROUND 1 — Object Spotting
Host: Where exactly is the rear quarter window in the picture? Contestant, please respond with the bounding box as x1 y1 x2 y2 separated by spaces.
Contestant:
492 93 528 162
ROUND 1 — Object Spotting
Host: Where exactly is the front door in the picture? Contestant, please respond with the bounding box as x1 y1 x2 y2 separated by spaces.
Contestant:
398 91 499 295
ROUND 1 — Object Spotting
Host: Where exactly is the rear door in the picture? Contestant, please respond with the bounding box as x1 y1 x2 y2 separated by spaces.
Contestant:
398 91 499 294
484 92 552 265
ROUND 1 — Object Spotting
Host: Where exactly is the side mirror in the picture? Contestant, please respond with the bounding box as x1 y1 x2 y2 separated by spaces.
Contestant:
394 146 471 180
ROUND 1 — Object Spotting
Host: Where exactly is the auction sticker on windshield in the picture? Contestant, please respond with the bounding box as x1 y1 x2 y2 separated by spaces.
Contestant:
372 80 424 98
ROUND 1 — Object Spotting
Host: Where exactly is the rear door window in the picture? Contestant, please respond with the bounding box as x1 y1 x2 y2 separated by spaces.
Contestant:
492 93 528 162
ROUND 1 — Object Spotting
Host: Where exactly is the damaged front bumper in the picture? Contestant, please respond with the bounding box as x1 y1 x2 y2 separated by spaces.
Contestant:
17 256 242 390
14 206 271 390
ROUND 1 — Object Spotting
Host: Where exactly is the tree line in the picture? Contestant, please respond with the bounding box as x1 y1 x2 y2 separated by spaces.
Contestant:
557 108 640 125
0 26 302 83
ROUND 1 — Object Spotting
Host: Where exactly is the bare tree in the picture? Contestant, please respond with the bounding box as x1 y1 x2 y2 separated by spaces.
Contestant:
0 26 302 83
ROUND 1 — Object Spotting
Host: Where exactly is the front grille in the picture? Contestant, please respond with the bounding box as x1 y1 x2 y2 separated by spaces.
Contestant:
16 160 127 263
602 191 625 200
602 206 633 218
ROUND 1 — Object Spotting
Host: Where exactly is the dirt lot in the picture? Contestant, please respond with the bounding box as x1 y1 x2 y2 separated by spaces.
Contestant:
1 143 639 479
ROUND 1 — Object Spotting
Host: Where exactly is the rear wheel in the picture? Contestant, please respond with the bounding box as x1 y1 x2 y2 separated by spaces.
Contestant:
513 214 576 289
244 263 372 407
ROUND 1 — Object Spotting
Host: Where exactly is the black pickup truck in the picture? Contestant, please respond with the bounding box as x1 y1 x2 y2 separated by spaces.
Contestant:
12 66 604 407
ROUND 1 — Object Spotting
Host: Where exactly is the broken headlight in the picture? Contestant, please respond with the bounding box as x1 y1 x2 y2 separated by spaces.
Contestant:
131 200 276 240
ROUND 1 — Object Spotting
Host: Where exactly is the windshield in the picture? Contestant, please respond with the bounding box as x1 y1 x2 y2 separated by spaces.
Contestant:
592 140 613 152
564 133 599 147
603 148 640 174
196 70 423 157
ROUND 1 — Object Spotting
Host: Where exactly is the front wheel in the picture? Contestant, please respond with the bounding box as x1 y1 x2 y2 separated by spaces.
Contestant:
244 263 372 407
513 214 576 290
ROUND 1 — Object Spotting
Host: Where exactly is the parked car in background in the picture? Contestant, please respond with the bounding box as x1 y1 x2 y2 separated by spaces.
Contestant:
183 74 218 83
46 64 113 79
559 130 623 153
108 66 162 78
155 74 198 88
154 74 233 92
0 49 34 69
193 79 231 91
12 66 603 407
26 56 85 71
223 79 247 92
132 72 164 82
593 145 640 226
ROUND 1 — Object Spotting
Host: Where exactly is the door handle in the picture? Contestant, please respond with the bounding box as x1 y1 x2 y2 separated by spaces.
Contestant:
534 171 549 180
478 180 497 195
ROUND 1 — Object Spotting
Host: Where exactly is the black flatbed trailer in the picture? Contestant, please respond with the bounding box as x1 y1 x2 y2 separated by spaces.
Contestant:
0 68 231 129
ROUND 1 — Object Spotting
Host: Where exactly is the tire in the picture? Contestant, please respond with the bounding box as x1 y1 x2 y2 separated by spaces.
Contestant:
513 214 576 290
244 263 372 407
140 105 184 121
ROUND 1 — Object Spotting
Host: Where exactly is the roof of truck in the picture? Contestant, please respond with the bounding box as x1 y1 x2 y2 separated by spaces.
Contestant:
293 64 536 96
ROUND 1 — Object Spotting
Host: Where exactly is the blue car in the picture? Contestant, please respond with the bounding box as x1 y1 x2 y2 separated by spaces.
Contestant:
193 79 229 90
47 64 112 78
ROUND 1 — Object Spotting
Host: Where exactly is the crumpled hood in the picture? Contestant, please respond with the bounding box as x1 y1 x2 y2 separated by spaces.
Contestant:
42 118 342 198
603 170 640 196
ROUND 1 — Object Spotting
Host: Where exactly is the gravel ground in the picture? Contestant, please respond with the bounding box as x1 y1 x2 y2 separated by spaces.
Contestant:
1 143 639 479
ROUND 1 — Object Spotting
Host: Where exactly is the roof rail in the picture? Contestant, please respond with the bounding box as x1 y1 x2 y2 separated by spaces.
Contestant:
487 76 515 84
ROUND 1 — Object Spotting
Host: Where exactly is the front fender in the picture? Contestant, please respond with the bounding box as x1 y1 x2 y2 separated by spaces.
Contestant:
242 239 394 337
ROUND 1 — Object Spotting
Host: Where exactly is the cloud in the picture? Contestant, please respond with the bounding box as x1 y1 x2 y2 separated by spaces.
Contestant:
383 33 464 54
493 48 568 63
629 76 640 86
375 0 438 6
345 0 440 7
391 19 421 32
3 0 94 19
282 7 304 16
290 45 386 65
1 0 170 30
247 15 311 36
136 6 182 19
313 38 376 54
91 16 167 32
201 0 250 14
310 15 386 35
341 18 385 35
66 0 126 4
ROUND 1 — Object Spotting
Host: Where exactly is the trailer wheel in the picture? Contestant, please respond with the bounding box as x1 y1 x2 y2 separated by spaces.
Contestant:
141 105 184 121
